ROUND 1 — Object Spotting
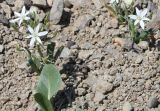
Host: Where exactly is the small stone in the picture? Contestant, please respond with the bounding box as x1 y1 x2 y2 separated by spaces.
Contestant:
18 62 28 69
77 88 86 96
109 68 118 76
60 47 71 58
67 41 75 48
110 18 118 28
12 0 25 11
91 0 103 9
0 84 3 91
123 101 133 111
0 45 4 53
47 0 53 6
0 55 4 63
0 14 9 26
50 0 64 25
81 42 93 50
91 52 103 60
93 78 113 93
64 0 72 8
147 96 159 108
6 0 16 5
93 91 105 103
67 0 91 8
32 0 47 7
73 14 94 32
78 50 94 59
0 3 12 18
138 41 149 50
135 56 143 64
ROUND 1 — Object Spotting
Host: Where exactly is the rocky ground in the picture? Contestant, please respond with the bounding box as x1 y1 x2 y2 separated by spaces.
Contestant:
0 0 160 111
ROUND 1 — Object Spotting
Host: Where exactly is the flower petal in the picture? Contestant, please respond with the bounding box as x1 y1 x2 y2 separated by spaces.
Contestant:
136 7 141 16
24 17 30 21
141 8 148 17
116 0 119 3
36 37 42 44
134 19 139 25
25 11 30 16
129 15 137 20
22 6 26 15
140 20 145 29
18 19 23 26
35 24 40 33
38 31 48 37
142 17 150 21
9 18 20 23
110 0 115 3
29 38 36 47
14 12 21 17
28 26 34 34
26 35 32 38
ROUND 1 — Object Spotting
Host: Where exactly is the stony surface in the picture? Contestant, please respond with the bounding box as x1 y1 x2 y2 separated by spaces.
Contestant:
0 0 160 111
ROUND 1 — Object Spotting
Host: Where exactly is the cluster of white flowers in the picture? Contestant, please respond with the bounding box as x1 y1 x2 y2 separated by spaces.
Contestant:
10 6 48 48
110 0 150 30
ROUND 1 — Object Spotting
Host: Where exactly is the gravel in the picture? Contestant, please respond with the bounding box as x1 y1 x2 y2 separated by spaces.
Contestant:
0 0 160 111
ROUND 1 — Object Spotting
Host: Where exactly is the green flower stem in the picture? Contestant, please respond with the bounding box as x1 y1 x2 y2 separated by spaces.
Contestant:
37 44 44 58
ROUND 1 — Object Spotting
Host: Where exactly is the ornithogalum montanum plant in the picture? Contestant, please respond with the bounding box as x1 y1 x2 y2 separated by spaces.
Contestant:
27 24 48 47
106 0 152 43
129 7 150 29
10 6 30 26
10 6 64 111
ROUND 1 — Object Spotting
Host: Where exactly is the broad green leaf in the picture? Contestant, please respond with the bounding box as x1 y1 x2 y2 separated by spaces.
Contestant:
34 64 62 111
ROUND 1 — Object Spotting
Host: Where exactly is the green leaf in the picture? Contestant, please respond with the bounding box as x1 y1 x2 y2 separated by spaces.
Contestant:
34 64 62 111
54 46 64 62
47 42 56 62
139 30 149 40
28 57 40 74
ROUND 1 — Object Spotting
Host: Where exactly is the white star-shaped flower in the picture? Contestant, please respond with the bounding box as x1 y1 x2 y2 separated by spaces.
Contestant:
110 0 119 4
129 7 150 29
26 24 48 47
10 6 30 26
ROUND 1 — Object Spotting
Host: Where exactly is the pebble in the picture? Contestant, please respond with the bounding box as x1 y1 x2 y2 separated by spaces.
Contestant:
0 45 4 53
81 42 93 50
31 0 47 7
6 0 16 5
93 91 105 103
50 0 64 24
93 78 113 93
77 88 86 96
73 14 94 32
147 96 159 108
0 84 3 91
91 0 103 9
135 56 143 64
78 50 94 59
47 0 53 6
0 14 9 26
123 101 133 111
60 47 71 58
138 41 149 50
